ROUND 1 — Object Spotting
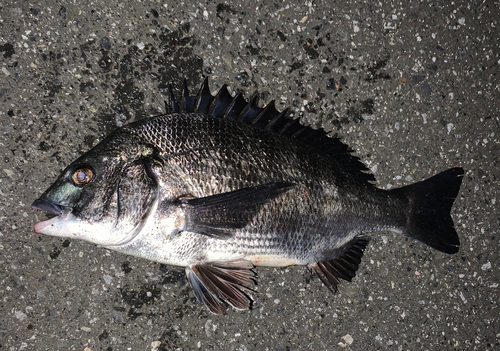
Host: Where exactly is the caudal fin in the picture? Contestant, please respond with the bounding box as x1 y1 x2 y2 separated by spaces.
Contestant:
393 167 464 254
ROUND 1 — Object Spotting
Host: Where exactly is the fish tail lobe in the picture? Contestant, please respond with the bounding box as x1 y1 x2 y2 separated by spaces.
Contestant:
394 167 464 254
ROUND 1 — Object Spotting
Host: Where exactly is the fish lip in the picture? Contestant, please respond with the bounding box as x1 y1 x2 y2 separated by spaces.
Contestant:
31 198 72 217
31 198 65 216
32 198 74 235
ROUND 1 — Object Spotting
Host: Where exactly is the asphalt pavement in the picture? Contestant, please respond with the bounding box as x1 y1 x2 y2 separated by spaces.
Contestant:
1 0 498 350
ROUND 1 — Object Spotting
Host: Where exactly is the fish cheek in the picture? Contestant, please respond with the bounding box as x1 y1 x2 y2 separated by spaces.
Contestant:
70 181 109 219
115 161 159 228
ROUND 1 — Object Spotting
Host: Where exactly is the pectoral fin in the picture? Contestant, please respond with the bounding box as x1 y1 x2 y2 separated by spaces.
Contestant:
185 260 256 315
179 182 294 238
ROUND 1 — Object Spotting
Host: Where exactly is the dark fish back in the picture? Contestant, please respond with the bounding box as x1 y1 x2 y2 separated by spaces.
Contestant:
165 78 375 183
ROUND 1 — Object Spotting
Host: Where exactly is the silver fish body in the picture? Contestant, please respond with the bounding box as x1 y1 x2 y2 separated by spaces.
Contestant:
111 113 400 264
32 80 464 314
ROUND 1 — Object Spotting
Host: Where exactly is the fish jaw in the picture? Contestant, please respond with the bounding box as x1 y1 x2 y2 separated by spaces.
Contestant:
34 215 70 236
33 211 133 246
32 198 76 237
33 211 97 240
32 199 118 245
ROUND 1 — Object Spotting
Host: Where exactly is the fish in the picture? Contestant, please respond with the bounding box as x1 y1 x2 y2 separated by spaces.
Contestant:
32 78 464 314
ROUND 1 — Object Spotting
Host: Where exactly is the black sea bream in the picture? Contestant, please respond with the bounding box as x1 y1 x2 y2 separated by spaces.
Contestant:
32 79 464 314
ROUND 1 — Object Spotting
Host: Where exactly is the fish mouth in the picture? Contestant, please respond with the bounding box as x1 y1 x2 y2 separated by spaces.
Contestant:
31 197 151 246
31 198 72 234
32 198 65 216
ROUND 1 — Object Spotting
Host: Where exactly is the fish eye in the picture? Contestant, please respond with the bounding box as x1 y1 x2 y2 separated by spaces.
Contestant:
71 167 94 186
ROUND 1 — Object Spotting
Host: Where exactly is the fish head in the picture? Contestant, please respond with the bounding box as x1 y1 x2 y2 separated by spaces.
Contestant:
32 132 161 246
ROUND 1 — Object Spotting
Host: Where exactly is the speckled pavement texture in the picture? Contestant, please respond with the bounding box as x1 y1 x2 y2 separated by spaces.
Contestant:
1 1 498 350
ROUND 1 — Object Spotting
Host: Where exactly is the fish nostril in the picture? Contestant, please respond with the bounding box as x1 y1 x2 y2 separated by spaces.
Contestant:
31 198 64 216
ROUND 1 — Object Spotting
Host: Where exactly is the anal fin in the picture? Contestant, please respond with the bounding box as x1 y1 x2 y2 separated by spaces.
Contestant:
186 260 256 314
311 237 370 293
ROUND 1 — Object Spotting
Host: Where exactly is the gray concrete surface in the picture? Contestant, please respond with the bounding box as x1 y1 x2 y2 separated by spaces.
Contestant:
1 0 498 350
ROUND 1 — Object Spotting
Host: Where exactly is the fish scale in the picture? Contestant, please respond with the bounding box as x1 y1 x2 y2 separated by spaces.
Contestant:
32 79 464 315
121 111 397 266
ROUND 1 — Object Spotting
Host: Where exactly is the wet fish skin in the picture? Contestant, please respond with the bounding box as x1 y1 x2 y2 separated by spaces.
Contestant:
32 79 464 314
113 114 396 262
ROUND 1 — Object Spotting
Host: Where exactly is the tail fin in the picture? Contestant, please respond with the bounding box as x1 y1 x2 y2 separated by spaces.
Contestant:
393 167 464 254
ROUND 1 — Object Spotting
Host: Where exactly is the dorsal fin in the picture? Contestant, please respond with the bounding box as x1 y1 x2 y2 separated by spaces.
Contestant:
252 101 280 129
279 118 302 138
264 109 289 132
180 79 196 113
165 84 180 113
238 97 264 124
225 93 247 120
194 77 214 114
208 84 233 117
166 79 375 183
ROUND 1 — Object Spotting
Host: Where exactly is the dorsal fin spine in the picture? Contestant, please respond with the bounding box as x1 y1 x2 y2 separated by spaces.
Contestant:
208 84 231 117
166 84 179 113
181 79 196 112
238 97 264 124
194 77 214 114
264 109 289 132
252 101 280 129
225 92 247 120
